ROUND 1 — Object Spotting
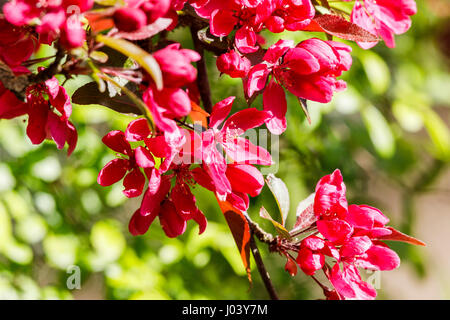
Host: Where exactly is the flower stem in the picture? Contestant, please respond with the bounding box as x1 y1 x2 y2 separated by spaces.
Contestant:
249 234 279 300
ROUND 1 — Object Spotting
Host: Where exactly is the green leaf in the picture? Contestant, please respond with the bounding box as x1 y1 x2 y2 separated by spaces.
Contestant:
90 50 109 64
259 206 291 240
96 34 163 90
265 174 290 226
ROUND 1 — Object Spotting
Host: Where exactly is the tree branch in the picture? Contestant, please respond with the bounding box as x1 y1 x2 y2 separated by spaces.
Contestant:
0 46 65 100
250 234 279 300
179 5 230 56
190 26 213 115
245 213 275 245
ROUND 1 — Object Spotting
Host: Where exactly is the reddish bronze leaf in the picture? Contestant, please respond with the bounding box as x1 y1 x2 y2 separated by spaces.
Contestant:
189 100 209 128
304 14 379 43
115 18 173 41
291 193 317 234
72 82 143 115
85 12 115 33
217 198 252 283
377 227 426 246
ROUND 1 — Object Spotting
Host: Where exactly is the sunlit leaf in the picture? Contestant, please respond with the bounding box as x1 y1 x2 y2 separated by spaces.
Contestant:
265 174 290 226
96 35 163 90
90 50 109 64
259 206 291 240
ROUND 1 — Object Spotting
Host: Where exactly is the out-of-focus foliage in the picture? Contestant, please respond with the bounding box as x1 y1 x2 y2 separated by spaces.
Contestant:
0 0 448 299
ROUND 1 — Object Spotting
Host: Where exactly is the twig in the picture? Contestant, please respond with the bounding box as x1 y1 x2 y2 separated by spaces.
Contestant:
190 26 213 115
0 47 65 100
244 213 275 245
250 234 279 300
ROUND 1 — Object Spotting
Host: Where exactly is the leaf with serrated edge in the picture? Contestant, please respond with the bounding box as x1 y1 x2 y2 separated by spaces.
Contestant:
291 193 317 234
259 206 291 240
265 174 290 226
96 34 163 90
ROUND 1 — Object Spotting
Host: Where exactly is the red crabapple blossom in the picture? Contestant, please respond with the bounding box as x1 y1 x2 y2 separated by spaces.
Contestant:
347 0 417 49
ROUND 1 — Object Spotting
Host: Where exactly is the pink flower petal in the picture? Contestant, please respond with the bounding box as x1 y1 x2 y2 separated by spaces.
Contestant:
134 146 155 168
329 263 377 300
263 79 287 135
125 118 151 142
47 112 67 150
317 219 353 244
222 108 270 133
159 200 187 238
356 244 401 271
340 236 372 258
210 9 237 37
123 168 145 198
102 130 133 155
246 63 270 98
226 164 264 197
222 137 273 166
128 209 155 236
97 158 129 187
297 247 325 275
140 174 171 217
209 96 235 130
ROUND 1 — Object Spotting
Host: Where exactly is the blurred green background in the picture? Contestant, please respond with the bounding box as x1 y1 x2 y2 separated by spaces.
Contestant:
0 0 449 299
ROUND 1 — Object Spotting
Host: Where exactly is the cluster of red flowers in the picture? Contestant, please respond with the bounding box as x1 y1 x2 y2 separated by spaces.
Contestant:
4 0 94 48
292 169 405 300
99 96 271 238
0 0 420 299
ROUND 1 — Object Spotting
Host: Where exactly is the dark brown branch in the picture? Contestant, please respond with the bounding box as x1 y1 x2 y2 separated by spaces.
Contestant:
190 26 213 115
28 47 65 84
250 234 279 300
0 47 65 100
179 5 230 56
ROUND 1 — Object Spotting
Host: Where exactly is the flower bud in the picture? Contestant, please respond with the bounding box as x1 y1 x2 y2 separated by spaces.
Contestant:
216 50 251 78
113 7 147 32
140 0 171 24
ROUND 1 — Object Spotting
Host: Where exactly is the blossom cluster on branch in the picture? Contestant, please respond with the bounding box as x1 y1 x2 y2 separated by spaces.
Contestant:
0 0 423 300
